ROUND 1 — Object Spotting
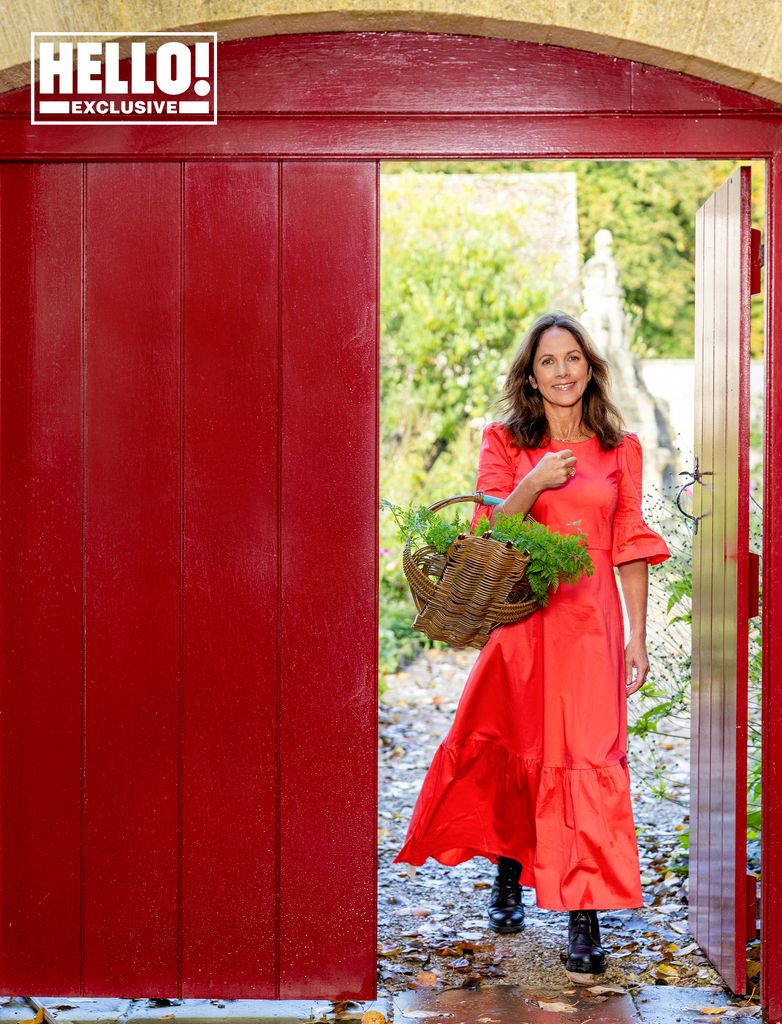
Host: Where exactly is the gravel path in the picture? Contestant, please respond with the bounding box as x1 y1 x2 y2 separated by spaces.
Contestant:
378 647 761 1008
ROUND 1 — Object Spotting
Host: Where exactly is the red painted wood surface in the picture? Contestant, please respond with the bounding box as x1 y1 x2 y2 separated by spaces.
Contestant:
1 34 782 159
278 162 378 998
762 152 782 1023
0 159 377 998
182 162 280 995
2 113 781 160
0 164 83 994
85 163 182 993
3 34 779 116
690 167 752 995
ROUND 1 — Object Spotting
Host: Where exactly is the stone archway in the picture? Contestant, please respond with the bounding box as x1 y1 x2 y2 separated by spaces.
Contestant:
1 1 781 103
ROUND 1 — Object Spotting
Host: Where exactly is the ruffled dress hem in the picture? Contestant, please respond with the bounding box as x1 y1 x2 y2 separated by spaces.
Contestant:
393 735 645 912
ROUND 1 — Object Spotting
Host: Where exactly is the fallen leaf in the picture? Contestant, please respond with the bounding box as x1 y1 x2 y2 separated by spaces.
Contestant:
588 984 627 995
459 973 483 989
537 1001 577 1014
687 1008 727 1016
399 1012 446 1020
454 940 492 953
408 971 439 990
361 1013 387 1024
655 963 680 979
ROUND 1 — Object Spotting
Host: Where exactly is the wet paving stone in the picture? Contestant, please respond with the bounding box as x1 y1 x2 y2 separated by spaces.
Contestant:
632 984 761 1022
394 983 641 1023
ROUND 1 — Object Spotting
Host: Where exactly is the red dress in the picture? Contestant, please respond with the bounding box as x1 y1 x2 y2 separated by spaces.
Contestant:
393 423 672 911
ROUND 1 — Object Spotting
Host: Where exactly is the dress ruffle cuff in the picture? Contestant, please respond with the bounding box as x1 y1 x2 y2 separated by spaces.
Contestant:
392 735 644 911
611 513 671 567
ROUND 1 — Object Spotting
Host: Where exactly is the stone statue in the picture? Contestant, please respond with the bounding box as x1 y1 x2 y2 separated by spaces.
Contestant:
580 229 678 506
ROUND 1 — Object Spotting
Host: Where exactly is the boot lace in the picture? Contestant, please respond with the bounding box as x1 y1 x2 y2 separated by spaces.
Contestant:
570 910 600 944
492 861 521 901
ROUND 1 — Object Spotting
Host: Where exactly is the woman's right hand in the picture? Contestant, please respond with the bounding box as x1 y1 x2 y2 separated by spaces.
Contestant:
528 449 578 491
493 449 577 519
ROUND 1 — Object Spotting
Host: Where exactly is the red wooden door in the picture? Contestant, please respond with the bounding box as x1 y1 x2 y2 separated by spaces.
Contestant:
0 160 378 998
690 166 759 994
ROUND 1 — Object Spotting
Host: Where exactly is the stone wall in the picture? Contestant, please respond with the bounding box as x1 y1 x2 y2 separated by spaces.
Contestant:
2 1 781 101
639 357 765 473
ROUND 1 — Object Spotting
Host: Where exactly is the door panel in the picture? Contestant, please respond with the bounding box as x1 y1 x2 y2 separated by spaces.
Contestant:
278 163 378 999
84 162 182 994
690 165 753 995
0 163 83 994
181 162 280 995
0 160 378 998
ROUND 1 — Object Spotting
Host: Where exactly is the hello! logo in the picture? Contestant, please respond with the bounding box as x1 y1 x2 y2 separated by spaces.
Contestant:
31 32 217 125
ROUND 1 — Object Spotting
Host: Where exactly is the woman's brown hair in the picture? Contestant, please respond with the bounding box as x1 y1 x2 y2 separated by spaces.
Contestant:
496 311 627 450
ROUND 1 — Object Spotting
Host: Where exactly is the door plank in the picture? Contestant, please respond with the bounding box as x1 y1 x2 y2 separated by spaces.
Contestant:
83 163 181 993
0 163 83 992
279 161 378 1000
181 161 280 996
689 166 752 995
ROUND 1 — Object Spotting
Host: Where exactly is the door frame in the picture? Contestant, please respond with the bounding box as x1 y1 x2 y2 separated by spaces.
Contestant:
1 29 781 1017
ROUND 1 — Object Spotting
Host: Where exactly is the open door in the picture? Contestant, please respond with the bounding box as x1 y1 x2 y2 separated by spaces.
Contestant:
690 166 760 994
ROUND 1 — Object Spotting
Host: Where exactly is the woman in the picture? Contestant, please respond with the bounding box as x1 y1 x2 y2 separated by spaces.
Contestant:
393 310 671 980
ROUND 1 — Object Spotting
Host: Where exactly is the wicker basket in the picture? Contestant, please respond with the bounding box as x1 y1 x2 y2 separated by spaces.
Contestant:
402 492 540 650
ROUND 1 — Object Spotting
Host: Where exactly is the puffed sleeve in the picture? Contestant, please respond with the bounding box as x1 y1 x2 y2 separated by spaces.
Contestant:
611 432 671 567
469 422 516 532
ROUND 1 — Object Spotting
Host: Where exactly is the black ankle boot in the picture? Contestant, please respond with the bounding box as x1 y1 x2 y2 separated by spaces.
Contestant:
486 856 525 933
561 910 607 976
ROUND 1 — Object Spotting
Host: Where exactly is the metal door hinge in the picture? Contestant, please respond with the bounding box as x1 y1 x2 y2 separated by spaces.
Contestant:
751 229 763 295
748 551 760 618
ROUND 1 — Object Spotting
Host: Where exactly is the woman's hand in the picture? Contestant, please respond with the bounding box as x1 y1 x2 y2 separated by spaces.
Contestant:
616 560 650 696
624 636 650 695
494 450 577 519
529 449 578 491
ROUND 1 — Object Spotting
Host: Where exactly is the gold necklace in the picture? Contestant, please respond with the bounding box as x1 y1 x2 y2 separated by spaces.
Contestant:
550 429 591 442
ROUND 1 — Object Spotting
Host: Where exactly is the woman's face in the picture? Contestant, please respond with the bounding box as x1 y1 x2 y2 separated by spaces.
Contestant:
528 326 592 409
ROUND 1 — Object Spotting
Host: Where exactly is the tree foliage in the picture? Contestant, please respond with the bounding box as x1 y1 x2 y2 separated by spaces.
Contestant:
381 171 551 494
384 160 765 359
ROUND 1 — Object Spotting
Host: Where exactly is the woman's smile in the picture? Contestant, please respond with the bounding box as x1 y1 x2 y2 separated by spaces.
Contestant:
530 326 592 416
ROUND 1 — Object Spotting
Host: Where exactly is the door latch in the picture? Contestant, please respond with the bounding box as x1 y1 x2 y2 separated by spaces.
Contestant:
677 455 711 536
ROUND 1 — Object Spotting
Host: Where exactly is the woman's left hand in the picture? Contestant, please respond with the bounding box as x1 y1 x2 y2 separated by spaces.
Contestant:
624 637 650 696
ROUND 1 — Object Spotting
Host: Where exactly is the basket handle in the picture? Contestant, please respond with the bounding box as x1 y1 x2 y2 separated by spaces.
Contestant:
426 492 504 514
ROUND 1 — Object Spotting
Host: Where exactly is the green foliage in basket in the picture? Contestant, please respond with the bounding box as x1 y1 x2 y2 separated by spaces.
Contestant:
381 499 473 553
380 498 594 607
473 511 594 606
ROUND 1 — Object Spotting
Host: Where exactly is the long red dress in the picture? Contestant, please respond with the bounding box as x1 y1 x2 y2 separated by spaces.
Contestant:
393 422 672 911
